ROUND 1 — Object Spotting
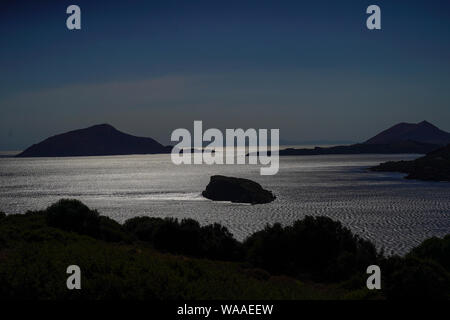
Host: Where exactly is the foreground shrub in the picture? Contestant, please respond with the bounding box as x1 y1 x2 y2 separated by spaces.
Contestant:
243 216 380 282
124 217 243 261
45 199 129 242
46 199 100 236
408 235 450 271
382 256 450 299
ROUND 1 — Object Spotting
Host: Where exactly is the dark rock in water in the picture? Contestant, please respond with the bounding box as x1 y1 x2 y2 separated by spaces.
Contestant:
202 175 276 204
16 124 173 157
371 144 450 182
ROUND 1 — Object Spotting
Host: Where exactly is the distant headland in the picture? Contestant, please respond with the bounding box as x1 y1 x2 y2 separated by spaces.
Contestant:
16 124 172 157
278 121 450 156
371 143 450 182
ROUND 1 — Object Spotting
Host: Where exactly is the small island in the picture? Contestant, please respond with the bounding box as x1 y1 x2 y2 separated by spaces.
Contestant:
202 175 276 204
371 144 450 182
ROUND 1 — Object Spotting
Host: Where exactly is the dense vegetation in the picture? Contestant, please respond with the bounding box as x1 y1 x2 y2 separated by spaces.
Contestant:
244 217 380 282
124 216 243 261
0 199 449 300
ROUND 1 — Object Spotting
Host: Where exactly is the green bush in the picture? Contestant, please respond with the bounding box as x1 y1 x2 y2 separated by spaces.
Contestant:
45 199 100 236
45 199 128 242
382 256 450 299
98 216 132 243
123 217 243 261
201 223 243 260
408 235 450 271
243 216 380 282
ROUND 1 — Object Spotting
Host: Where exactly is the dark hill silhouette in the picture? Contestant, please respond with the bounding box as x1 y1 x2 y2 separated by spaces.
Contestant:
16 124 172 157
275 121 449 156
365 121 450 145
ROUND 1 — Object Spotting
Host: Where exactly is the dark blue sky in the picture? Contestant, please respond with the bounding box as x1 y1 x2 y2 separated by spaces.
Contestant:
1 0 450 149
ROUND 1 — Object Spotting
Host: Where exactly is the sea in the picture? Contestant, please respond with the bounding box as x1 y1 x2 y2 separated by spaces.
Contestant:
1 152 449 255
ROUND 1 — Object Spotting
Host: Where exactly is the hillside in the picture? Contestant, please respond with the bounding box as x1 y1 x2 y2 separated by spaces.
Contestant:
371 144 450 181
16 124 172 157
1 199 449 300
0 200 373 300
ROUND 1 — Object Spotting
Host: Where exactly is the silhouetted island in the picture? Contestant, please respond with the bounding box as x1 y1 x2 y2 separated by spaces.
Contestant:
202 175 276 204
16 124 172 157
371 144 450 182
277 121 450 156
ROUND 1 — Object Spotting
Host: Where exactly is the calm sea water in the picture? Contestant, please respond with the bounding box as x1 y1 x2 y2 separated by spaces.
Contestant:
1 153 449 255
